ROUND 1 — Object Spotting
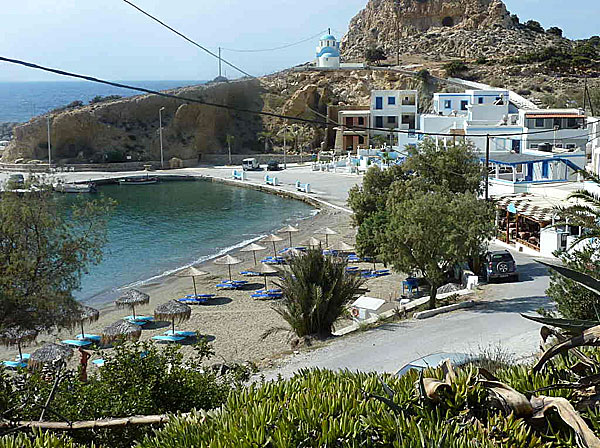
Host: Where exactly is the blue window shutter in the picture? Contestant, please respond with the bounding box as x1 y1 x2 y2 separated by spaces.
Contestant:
375 97 383 110
375 116 383 128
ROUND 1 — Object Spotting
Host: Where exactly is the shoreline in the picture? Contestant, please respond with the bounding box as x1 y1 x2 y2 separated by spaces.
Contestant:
0 165 363 367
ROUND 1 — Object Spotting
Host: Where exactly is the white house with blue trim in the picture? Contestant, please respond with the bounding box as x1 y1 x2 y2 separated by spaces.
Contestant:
370 90 419 149
315 31 340 69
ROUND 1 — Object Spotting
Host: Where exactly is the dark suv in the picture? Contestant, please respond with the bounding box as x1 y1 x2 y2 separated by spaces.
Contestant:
266 160 281 171
483 250 518 282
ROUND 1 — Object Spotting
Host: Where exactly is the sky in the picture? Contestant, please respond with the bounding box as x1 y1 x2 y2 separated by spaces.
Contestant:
0 0 598 82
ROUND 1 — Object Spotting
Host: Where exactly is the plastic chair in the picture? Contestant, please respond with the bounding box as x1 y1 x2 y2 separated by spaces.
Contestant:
76 334 101 342
152 335 185 343
164 330 196 338
62 339 92 348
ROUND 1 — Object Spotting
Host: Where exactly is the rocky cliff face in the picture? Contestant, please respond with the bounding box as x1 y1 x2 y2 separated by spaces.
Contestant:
342 0 568 59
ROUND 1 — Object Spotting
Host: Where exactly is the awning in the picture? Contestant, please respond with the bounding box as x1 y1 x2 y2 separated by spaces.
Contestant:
494 193 560 223
525 114 584 119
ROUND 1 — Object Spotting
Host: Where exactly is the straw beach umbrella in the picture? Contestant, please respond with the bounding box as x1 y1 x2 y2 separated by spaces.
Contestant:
304 236 322 249
29 343 73 371
329 241 355 253
214 254 242 281
257 263 278 289
278 225 300 247
69 305 100 340
101 320 142 345
176 267 208 298
115 289 150 319
154 300 192 334
0 327 38 362
240 243 267 266
316 227 338 246
262 234 284 256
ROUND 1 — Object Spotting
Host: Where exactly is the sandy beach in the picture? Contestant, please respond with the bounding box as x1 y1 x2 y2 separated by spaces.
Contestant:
0 165 408 369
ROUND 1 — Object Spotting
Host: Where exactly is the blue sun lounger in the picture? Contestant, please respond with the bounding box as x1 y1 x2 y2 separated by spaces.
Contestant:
76 334 101 342
125 316 154 326
240 271 261 276
62 339 92 348
164 330 196 338
92 359 105 367
152 335 186 343
216 283 239 290
15 353 30 362
3 361 27 369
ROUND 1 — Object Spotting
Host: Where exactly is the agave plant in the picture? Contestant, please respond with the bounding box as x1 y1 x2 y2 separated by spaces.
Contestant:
266 249 365 339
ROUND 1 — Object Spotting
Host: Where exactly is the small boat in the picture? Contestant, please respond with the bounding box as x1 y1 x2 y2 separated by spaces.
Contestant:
54 182 97 193
118 175 159 185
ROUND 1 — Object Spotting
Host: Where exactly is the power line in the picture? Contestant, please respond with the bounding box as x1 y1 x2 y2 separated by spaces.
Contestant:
222 30 327 53
121 0 254 79
0 56 595 141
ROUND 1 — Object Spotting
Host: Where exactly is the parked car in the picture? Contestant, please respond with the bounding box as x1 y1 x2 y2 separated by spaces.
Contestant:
242 158 260 171
266 160 281 171
483 250 519 282
396 352 470 377
6 174 25 189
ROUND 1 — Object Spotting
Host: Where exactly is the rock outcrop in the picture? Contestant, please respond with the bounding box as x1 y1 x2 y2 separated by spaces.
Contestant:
341 0 569 60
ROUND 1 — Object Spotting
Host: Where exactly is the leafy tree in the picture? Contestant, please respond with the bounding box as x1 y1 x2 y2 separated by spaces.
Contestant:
416 69 431 83
443 61 468 77
546 244 600 321
546 26 563 37
383 190 495 309
525 20 544 33
268 249 364 339
364 47 386 65
401 139 483 194
370 134 387 146
0 187 114 333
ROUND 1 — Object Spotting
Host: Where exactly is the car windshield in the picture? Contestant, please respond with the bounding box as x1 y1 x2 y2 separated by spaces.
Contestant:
491 253 513 262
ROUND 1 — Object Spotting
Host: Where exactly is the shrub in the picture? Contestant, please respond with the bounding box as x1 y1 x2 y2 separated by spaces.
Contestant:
525 20 544 33
268 249 364 338
104 150 126 163
89 95 122 105
415 68 430 83
364 47 386 64
547 26 563 37
443 60 468 77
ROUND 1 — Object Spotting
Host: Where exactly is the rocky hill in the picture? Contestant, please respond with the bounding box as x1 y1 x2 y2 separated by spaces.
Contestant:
341 0 571 60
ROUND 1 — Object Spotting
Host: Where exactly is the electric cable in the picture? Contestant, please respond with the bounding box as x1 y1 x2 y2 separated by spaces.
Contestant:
222 30 327 53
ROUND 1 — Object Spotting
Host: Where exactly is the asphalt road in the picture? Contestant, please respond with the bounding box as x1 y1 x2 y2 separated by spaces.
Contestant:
259 244 552 380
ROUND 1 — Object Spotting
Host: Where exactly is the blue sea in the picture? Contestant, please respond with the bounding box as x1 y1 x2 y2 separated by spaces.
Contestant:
0 80 201 123
57 181 315 307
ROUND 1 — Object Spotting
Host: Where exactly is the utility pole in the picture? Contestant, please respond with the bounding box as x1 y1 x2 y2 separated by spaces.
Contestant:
47 116 52 167
159 107 165 169
396 7 400 66
218 47 222 78
485 134 490 201
283 122 287 169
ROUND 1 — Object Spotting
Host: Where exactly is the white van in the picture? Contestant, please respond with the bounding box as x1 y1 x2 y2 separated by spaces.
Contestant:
242 158 260 171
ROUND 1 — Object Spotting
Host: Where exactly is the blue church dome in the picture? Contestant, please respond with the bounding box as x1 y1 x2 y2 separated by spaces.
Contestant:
321 34 336 41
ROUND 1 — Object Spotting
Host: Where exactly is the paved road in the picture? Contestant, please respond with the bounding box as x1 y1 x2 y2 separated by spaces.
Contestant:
259 244 552 380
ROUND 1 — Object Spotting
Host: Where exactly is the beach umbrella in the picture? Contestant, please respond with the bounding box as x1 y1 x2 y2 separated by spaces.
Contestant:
101 320 142 345
304 236 322 249
262 234 284 257
316 227 338 246
328 241 355 253
115 289 150 319
29 343 73 371
277 225 300 247
69 305 100 341
154 300 192 334
282 247 303 258
257 263 278 289
240 243 267 266
0 327 38 362
214 254 242 281
176 267 209 298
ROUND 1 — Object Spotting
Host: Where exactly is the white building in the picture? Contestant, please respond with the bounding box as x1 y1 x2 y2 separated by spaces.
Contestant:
519 109 587 152
587 117 600 175
370 90 419 149
315 31 340 69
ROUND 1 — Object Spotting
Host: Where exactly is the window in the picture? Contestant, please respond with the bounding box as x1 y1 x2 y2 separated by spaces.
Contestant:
567 118 578 128
358 117 364 125
444 100 452 109
478 97 484 104
566 144 576 149
375 97 383 110
460 100 468 111
387 116 397 124
358 136 365 144
534 118 545 128
388 97 396 105
375 116 383 128
530 144 539 149
345 117 353 126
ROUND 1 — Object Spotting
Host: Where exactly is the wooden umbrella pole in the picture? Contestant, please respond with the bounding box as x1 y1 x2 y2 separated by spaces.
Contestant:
17 341 22 362
288 232 292 247
172 318 175 335
81 320 85 339
264 274 268 289
272 241 276 257
192 276 198 298
228 265 232 281
132 305 136 319
253 251 257 265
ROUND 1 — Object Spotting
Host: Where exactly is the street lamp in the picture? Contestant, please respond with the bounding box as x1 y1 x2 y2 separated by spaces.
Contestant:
47 116 52 168
159 107 165 169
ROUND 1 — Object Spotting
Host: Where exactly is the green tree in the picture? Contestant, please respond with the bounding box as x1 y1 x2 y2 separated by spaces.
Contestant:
383 190 495 308
370 134 387 147
0 187 114 333
268 249 364 339
525 20 544 33
443 61 468 77
364 47 386 65
546 26 563 37
402 139 484 194
546 244 600 321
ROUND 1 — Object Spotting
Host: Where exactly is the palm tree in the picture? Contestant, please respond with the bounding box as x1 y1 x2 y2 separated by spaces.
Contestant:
554 171 600 247
267 249 365 339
